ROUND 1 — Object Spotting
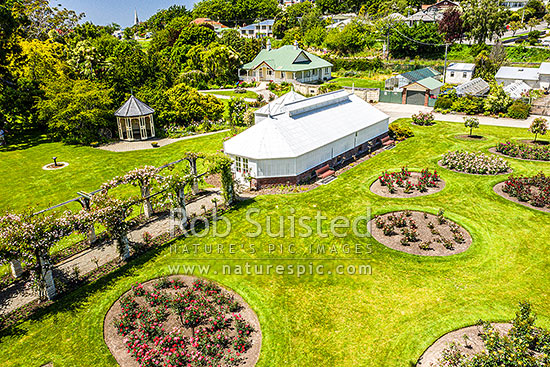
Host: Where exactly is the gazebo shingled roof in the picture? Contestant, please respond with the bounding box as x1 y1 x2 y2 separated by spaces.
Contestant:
115 95 155 118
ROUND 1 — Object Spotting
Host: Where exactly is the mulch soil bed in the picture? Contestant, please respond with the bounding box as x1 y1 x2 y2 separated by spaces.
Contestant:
437 160 512 176
369 211 472 256
104 275 261 367
518 139 549 146
493 182 550 213
454 134 487 141
370 172 445 198
488 147 550 162
417 323 512 366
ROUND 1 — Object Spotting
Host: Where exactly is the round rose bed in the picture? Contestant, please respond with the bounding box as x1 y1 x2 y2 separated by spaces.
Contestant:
417 323 512 366
104 276 261 367
492 141 550 161
494 172 550 213
369 210 472 256
370 167 445 198
439 150 511 175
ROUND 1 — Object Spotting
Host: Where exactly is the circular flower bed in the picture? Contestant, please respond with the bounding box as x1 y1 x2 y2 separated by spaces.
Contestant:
369 210 472 256
370 167 445 198
417 323 512 366
439 150 510 175
104 276 261 367
494 172 550 213
492 141 550 161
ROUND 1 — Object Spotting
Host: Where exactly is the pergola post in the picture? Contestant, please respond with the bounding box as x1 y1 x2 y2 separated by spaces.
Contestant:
78 193 96 243
114 235 130 260
141 184 153 219
39 255 56 300
9 260 23 278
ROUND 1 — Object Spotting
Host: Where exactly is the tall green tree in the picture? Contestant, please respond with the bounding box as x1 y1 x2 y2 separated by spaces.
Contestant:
461 0 508 44
388 22 444 59
162 84 224 126
37 77 114 144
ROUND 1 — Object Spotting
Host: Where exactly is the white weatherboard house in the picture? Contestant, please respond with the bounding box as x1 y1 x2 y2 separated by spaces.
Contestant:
494 62 550 90
445 63 475 84
223 90 390 188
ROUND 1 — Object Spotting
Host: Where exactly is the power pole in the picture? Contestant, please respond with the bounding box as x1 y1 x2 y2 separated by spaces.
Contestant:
443 43 449 84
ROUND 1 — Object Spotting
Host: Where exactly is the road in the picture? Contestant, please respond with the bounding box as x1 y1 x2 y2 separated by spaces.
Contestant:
374 102 537 129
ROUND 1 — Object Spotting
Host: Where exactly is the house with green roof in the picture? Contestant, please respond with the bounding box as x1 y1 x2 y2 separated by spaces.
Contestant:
381 67 443 106
239 41 333 84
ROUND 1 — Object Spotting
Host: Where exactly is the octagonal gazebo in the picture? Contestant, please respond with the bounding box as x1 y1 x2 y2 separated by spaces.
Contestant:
115 95 156 141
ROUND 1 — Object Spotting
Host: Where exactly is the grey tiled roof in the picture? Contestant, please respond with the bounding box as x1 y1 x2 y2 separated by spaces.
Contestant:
115 95 154 117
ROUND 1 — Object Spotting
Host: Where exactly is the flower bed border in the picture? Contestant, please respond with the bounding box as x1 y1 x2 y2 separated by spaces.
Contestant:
417 323 512 367
370 171 446 199
437 160 512 176
103 275 262 367
493 182 550 213
368 210 472 257
489 146 550 162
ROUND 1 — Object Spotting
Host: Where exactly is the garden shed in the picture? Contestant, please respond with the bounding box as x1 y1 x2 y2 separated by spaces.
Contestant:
224 90 390 188
402 77 443 106
114 95 156 141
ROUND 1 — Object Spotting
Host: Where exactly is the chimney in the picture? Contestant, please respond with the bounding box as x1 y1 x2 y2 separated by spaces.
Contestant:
267 38 271 51
293 40 298 50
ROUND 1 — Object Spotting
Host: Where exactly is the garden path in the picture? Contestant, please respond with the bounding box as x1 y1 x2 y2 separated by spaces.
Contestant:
0 189 222 316
98 130 228 152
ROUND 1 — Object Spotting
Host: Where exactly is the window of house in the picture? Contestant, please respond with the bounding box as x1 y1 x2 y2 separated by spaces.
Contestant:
463 72 467 78
235 156 249 173
235 156 242 172
267 69 273 76
450 71 455 77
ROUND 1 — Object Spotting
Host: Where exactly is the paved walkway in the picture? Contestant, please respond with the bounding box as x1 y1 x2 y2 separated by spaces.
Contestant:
0 190 222 316
375 102 537 129
98 130 228 153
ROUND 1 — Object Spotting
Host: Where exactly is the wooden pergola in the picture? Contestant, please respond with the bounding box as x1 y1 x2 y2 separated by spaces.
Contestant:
114 95 156 141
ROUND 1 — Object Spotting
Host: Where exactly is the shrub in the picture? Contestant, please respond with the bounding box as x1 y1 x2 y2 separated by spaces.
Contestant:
451 96 484 115
484 83 512 114
503 173 549 208
441 150 510 174
434 95 454 110
389 122 414 141
496 141 550 161
507 100 531 119
411 111 435 126
529 117 548 142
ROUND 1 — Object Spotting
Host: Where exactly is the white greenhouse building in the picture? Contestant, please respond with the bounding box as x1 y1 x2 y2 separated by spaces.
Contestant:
223 90 390 188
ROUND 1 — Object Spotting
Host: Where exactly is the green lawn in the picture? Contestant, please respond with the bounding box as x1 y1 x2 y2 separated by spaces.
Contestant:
0 121 549 366
0 131 229 213
328 77 384 89
203 90 259 99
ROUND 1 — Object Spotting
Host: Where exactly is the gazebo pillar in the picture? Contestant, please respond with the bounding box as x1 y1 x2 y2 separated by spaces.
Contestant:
149 114 156 137
125 118 133 140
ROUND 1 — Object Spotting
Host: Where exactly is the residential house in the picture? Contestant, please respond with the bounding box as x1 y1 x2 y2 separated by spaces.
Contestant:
239 41 333 84
239 20 275 38
445 63 475 84
191 18 229 35
224 90 390 188
495 66 540 88
385 67 441 91
406 0 459 26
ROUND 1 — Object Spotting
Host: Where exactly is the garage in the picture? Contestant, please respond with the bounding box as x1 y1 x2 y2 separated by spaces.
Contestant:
406 90 425 105
402 77 443 106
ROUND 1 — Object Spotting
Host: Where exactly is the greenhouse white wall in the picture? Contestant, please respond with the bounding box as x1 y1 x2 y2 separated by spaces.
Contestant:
224 90 390 187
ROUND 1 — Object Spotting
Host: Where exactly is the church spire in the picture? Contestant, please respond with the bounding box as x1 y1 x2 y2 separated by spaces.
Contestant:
134 9 139 25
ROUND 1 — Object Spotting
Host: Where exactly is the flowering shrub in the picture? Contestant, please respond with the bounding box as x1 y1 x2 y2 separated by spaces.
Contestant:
496 141 550 161
411 111 435 126
503 173 550 208
441 150 510 174
377 167 440 194
114 278 254 367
